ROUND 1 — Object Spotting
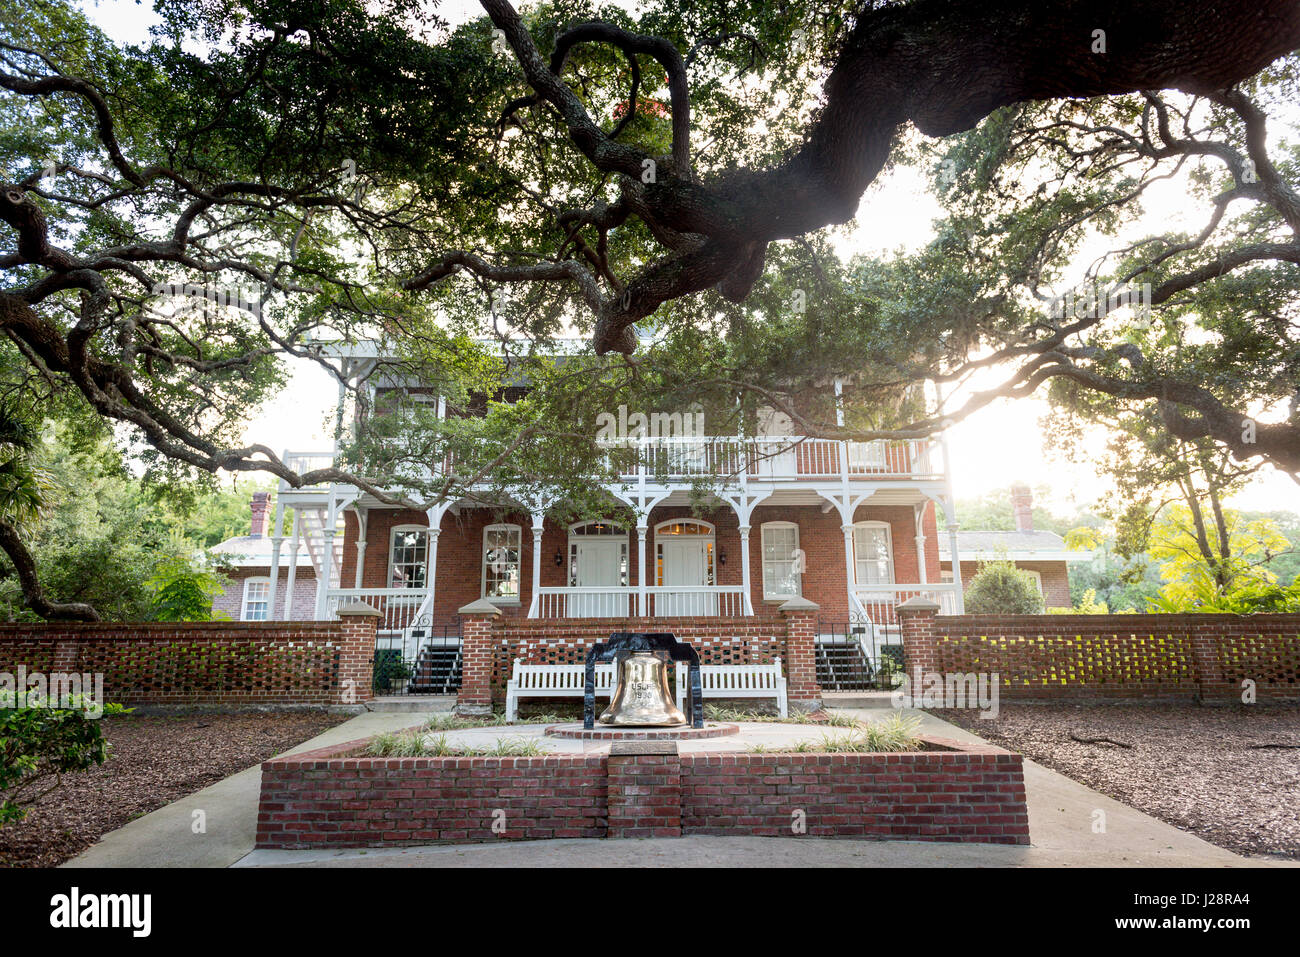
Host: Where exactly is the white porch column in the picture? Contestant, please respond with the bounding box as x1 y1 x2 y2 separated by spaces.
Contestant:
423 502 447 627
283 508 301 620
934 380 964 612
353 507 368 588
946 509 964 614
267 496 285 620
841 523 857 603
738 524 753 616
914 503 928 585
529 511 544 617
314 529 337 619
637 524 649 616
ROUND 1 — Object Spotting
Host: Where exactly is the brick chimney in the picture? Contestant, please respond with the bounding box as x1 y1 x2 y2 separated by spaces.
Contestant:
1010 484 1033 532
250 492 271 537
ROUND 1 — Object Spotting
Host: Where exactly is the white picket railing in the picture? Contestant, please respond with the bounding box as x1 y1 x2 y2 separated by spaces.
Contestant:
529 586 637 619
644 585 748 617
851 583 960 626
280 436 941 495
325 587 435 635
599 436 939 481
528 585 749 618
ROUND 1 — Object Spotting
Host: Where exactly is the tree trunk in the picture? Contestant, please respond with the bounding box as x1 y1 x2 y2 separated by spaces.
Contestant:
0 521 100 621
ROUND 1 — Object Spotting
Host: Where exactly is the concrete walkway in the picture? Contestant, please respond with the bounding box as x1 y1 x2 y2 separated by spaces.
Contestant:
65 706 1287 868
62 710 431 869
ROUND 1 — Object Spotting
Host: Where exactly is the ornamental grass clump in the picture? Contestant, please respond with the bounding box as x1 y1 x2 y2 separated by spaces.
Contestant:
364 731 545 757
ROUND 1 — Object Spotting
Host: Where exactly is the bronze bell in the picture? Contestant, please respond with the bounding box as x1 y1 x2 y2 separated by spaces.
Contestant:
599 651 686 726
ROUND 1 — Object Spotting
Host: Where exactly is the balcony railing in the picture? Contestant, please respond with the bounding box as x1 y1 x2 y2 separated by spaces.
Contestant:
850 583 960 627
279 435 943 494
528 585 749 618
602 436 940 482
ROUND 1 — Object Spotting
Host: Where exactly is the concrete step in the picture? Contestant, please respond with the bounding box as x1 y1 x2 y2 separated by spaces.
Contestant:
367 695 457 713
821 691 897 709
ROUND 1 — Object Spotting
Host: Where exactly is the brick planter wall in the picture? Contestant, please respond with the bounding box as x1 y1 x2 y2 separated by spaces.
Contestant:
254 734 1027 848
0 612 377 709
898 608 1300 703
679 743 1028 843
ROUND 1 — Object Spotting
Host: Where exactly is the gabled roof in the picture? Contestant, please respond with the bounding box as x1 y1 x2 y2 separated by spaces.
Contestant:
209 535 315 569
938 530 1093 564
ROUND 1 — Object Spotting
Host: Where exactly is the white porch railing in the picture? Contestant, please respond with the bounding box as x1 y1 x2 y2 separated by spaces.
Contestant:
280 435 941 495
645 585 748 617
528 585 749 618
600 436 940 482
530 586 637 618
851 583 960 626
325 587 436 635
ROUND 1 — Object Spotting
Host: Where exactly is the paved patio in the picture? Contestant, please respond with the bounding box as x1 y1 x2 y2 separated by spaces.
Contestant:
63 706 1288 868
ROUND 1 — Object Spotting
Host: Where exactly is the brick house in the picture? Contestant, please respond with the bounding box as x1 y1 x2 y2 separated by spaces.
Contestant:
937 485 1092 610
258 342 968 695
210 491 317 621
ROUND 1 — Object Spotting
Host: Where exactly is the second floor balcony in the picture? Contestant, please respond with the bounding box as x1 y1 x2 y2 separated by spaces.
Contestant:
280 436 945 495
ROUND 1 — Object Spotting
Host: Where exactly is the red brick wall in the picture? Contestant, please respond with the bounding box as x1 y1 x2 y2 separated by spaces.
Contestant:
254 733 1028 848
899 610 1300 703
344 502 941 628
0 620 375 708
607 746 681 838
257 747 608 845
680 746 1028 843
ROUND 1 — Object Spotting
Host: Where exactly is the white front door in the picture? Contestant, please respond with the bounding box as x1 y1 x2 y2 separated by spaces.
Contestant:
572 540 624 617
659 539 716 615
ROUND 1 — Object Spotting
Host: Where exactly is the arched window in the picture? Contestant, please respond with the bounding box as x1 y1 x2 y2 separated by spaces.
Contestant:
760 522 802 599
852 521 894 585
241 577 271 621
482 524 522 602
388 525 430 589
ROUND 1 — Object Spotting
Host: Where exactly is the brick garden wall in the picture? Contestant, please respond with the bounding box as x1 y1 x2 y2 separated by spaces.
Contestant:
898 608 1300 703
254 735 1028 848
0 614 378 708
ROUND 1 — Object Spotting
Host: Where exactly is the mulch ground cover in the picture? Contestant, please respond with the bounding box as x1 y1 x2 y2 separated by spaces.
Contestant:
933 703 1300 859
0 711 348 868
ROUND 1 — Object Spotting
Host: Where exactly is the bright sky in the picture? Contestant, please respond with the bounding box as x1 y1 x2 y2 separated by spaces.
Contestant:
75 0 1300 516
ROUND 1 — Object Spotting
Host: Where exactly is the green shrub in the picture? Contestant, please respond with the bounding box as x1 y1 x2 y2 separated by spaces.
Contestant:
146 557 226 622
964 560 1045 614
0 692 130 825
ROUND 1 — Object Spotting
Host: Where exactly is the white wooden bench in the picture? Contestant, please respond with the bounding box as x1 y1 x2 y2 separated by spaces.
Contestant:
675 658 788 718
504 660 615 722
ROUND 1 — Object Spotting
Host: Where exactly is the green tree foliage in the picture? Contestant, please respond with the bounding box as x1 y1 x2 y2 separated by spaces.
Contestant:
145 556 227 621
963 560 1045 615
0 690 129 825
1143 504 1295 611
0 423 226 621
